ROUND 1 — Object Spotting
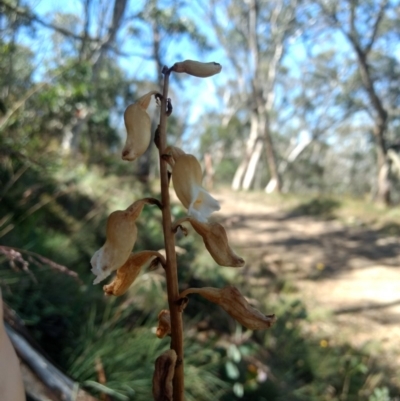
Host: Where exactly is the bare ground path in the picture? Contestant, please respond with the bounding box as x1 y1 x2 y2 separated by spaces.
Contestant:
213 190 400 369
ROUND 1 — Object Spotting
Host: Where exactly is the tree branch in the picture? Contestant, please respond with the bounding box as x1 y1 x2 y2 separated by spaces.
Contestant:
365 0 388 54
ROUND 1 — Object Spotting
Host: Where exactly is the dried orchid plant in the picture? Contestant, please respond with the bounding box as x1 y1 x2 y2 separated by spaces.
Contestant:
90 59 276 401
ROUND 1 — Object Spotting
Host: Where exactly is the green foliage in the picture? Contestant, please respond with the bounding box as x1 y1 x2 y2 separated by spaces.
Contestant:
369 387 392 401
66 304 227 401
211 294 398 401
288 197 341 219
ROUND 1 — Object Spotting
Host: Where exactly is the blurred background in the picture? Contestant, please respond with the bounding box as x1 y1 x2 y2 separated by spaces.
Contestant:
1 0 400 400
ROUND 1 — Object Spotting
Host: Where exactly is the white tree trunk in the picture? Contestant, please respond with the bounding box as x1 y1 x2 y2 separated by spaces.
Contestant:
231 113 259 190
242 139 263 190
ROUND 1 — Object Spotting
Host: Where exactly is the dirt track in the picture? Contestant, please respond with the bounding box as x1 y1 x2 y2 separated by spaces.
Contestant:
214 190 400 367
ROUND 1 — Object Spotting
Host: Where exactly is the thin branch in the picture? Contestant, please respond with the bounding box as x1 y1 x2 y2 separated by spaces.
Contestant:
79 0 92 59
0 0 129 59
0 82 47 131
348 0 357 42
365 0 388 54
0 1 94 42
92 0 128 71
0 245 81 282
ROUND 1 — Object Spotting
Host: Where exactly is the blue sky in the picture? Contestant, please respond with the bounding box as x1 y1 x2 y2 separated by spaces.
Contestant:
28 0 227 137
19 0 396 155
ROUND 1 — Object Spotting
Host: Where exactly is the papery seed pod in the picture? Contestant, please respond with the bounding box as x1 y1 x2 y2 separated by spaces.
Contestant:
173 217 245 267
103 250 166 296
122 91 158 161
156 310 171 338
91 198 161 284
152 349 177 401
171 60 222 78
180 286 276 330
172 154 220 222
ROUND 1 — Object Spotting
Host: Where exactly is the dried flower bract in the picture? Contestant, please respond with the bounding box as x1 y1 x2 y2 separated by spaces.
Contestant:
180 286 276 330
152 349 177 401
173 217 245 267
122 91 159 161
103 250 166 296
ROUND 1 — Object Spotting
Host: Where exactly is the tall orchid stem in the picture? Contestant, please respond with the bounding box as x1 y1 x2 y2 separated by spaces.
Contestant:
158 66 185 401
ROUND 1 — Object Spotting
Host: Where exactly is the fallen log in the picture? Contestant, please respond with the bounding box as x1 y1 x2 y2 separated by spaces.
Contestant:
3 302 98 401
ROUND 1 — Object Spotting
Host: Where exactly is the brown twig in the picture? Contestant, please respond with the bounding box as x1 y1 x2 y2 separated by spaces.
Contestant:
0 245 81 283
95 357 111 401
157 67 185 401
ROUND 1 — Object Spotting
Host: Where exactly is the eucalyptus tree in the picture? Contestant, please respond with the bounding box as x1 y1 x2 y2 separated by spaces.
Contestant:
205 0 302 192
0 0 131 161
276 34 366 193
0 0 36 132
316 0 400 204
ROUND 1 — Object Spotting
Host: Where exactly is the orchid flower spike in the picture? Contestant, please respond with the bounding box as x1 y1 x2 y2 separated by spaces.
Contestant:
122 91 159 161
90 198 161 284
171 152 220 222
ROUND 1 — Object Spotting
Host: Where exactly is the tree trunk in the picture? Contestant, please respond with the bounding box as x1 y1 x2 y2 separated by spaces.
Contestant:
203 152 214 190
242 138 263 190
345 6 389 205
232 112 259 190
232 160 247 191
262 115 281 193
375 125 390 205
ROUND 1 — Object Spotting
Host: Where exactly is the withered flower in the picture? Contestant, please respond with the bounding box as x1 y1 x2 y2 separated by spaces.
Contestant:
152 349 177 401
173 217 245 267
103 251 166 296
172 153 220 222
179 286 276 330
171 60 222 77
156 310 171 339
91 198 161 284
122 91 159 161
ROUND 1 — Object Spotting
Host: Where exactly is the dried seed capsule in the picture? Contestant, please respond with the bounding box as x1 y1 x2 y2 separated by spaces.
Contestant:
152 350 177 401
122 91 158 161
171 60 222 77
156 310 171 338
180 286 276 330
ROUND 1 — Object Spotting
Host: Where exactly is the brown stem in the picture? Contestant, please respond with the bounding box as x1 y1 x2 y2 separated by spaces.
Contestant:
158 67 185 401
